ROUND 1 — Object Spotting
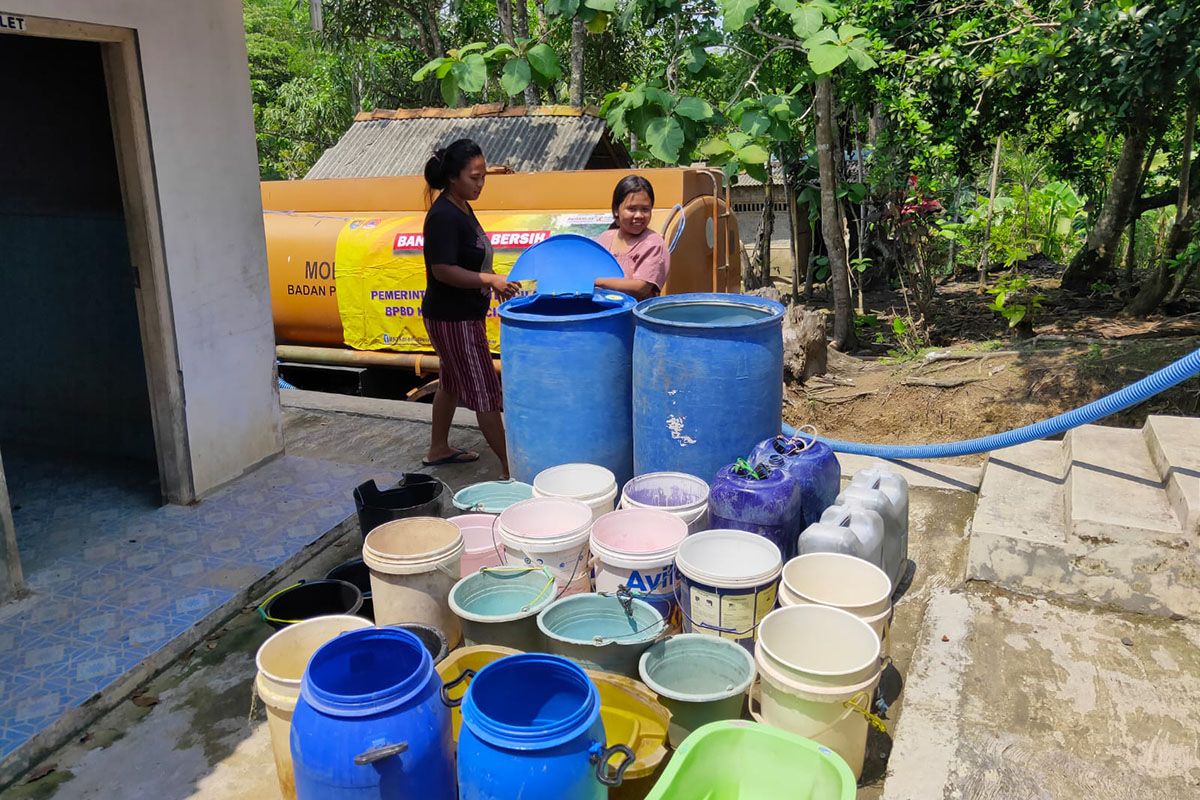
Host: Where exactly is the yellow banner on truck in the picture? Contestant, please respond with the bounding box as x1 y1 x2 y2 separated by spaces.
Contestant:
333 212 613 353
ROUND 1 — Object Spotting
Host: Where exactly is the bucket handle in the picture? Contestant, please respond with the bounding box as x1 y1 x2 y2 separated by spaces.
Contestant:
672 581 765 637
748 683 886 737
256 581 305 626
592 743 635 787
354 741 408 766
440 668 476 708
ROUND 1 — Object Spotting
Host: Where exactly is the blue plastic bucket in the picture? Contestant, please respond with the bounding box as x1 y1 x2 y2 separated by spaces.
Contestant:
458 653 634 800
290 627 455 799
675 530 783 652
452 480 535 514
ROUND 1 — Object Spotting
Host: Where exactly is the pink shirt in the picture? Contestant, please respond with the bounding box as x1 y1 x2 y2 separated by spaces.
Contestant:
596 229 670 292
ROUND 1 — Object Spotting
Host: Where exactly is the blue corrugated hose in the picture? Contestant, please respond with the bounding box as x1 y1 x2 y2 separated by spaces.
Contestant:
783 347 1200 459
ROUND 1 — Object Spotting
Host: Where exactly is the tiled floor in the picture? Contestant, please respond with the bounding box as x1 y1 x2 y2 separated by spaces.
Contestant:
0 447 379 760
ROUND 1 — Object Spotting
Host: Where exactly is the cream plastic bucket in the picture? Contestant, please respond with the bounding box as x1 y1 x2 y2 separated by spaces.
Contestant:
590 508 689 617
254 614 372 799
363 516 464 645
532 463 618 520
752 605 882 778
498 497 594 595
778 553 893 652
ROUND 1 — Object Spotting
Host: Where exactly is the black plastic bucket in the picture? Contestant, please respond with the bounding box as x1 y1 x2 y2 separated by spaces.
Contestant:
258 579 364 630
389 622 449 665
354 476 449 542
325 558 376 622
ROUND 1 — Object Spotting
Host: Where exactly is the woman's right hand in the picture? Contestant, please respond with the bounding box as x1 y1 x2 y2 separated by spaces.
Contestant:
485 272 520 300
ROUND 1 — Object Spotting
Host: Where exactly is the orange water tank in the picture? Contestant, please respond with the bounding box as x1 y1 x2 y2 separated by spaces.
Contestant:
261 168 743 349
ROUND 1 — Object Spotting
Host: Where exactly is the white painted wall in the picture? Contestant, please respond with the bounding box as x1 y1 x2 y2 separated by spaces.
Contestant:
12 0 283 495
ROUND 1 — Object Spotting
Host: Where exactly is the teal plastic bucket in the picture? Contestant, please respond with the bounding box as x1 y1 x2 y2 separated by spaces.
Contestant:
638 634 756 747
452 480 534 514
537 593 666 678
449 566 556 651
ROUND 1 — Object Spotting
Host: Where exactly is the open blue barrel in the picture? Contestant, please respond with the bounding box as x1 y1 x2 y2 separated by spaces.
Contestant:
633 293 785 481
500 235 635 486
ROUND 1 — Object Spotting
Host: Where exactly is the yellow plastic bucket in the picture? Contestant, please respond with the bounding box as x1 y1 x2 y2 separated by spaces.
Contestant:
437 645 670 786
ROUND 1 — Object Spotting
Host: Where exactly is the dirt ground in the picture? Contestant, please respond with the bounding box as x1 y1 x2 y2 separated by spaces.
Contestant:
785 260 1200 449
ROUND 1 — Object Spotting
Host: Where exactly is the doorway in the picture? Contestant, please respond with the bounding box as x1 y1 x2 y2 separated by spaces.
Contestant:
0 24 192 591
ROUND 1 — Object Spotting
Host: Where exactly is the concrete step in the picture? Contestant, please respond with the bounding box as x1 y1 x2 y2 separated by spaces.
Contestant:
969 440 1068 543
1064 424 1184 546
968 432 1200 620
1143 415 1200 537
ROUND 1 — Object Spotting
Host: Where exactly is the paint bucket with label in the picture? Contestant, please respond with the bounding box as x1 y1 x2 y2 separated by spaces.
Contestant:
590 509 688 617
619 472 710 534
497 497 594 596
675 529 782 651
533 463 619 521
751 605 882 779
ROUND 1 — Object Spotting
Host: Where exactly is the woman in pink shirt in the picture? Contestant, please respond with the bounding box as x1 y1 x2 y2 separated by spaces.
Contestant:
595 176 670 300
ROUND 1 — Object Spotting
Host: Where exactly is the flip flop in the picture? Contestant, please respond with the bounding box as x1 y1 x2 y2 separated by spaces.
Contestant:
422 448 480 467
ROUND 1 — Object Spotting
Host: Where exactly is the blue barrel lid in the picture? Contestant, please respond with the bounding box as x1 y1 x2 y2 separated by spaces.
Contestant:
508 233 623 296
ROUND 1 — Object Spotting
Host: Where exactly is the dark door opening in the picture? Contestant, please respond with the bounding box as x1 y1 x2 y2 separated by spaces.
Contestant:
0 35 160 539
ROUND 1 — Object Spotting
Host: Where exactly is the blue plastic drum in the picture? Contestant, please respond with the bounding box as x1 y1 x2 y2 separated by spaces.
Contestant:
633 293 785 482
290 627 455 799
456 653 634 799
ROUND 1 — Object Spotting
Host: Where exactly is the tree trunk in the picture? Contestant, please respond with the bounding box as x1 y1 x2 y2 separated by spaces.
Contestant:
978 133 1003 288
513 0 538 106
1063 118 1152 290
497 0 514 44
815 76 856 350
804 219 818 300
785 166 807 302
753 181 775 290
569 17 585 107
783 307 829 383
1123 218 1137 287
1127 93 1196 313
308 0 323 32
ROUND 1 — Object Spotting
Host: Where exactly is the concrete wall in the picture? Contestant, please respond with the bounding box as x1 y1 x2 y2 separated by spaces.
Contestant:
0 36 156 461
10 0 283 495
733 186 796 276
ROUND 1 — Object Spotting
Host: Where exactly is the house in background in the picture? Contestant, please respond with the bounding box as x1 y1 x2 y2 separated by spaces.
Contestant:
0 2 362 783
729 164 798 280
306 104 631 179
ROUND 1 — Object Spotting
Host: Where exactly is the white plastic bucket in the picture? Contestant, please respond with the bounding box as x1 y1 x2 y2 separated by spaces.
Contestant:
497 497 594 595
363 516 464 645
449 513 504 576
675 529 782 650
590 508 688 617
778 552 893 651
752 605 882 778
619 472 711 534
532 463 618 520
254 614 372 799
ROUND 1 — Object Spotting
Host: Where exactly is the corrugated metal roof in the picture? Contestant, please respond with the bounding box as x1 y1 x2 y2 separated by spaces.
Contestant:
305 105 619 179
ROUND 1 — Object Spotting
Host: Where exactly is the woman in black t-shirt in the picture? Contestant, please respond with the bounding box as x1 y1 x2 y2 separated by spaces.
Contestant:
420 138 518 479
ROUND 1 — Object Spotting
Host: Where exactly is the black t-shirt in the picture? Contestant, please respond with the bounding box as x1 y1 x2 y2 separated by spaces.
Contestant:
422 193 490 321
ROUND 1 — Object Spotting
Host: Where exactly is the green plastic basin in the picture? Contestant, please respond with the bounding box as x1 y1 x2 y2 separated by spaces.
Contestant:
644 720 856 800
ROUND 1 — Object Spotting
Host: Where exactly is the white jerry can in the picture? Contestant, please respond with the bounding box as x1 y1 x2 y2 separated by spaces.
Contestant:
845 465 910 587
799 504 886 574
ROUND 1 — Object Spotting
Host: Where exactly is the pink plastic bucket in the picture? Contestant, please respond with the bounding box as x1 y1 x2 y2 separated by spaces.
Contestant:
497 497 594 595
449 514 504 577
590 508 688 617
